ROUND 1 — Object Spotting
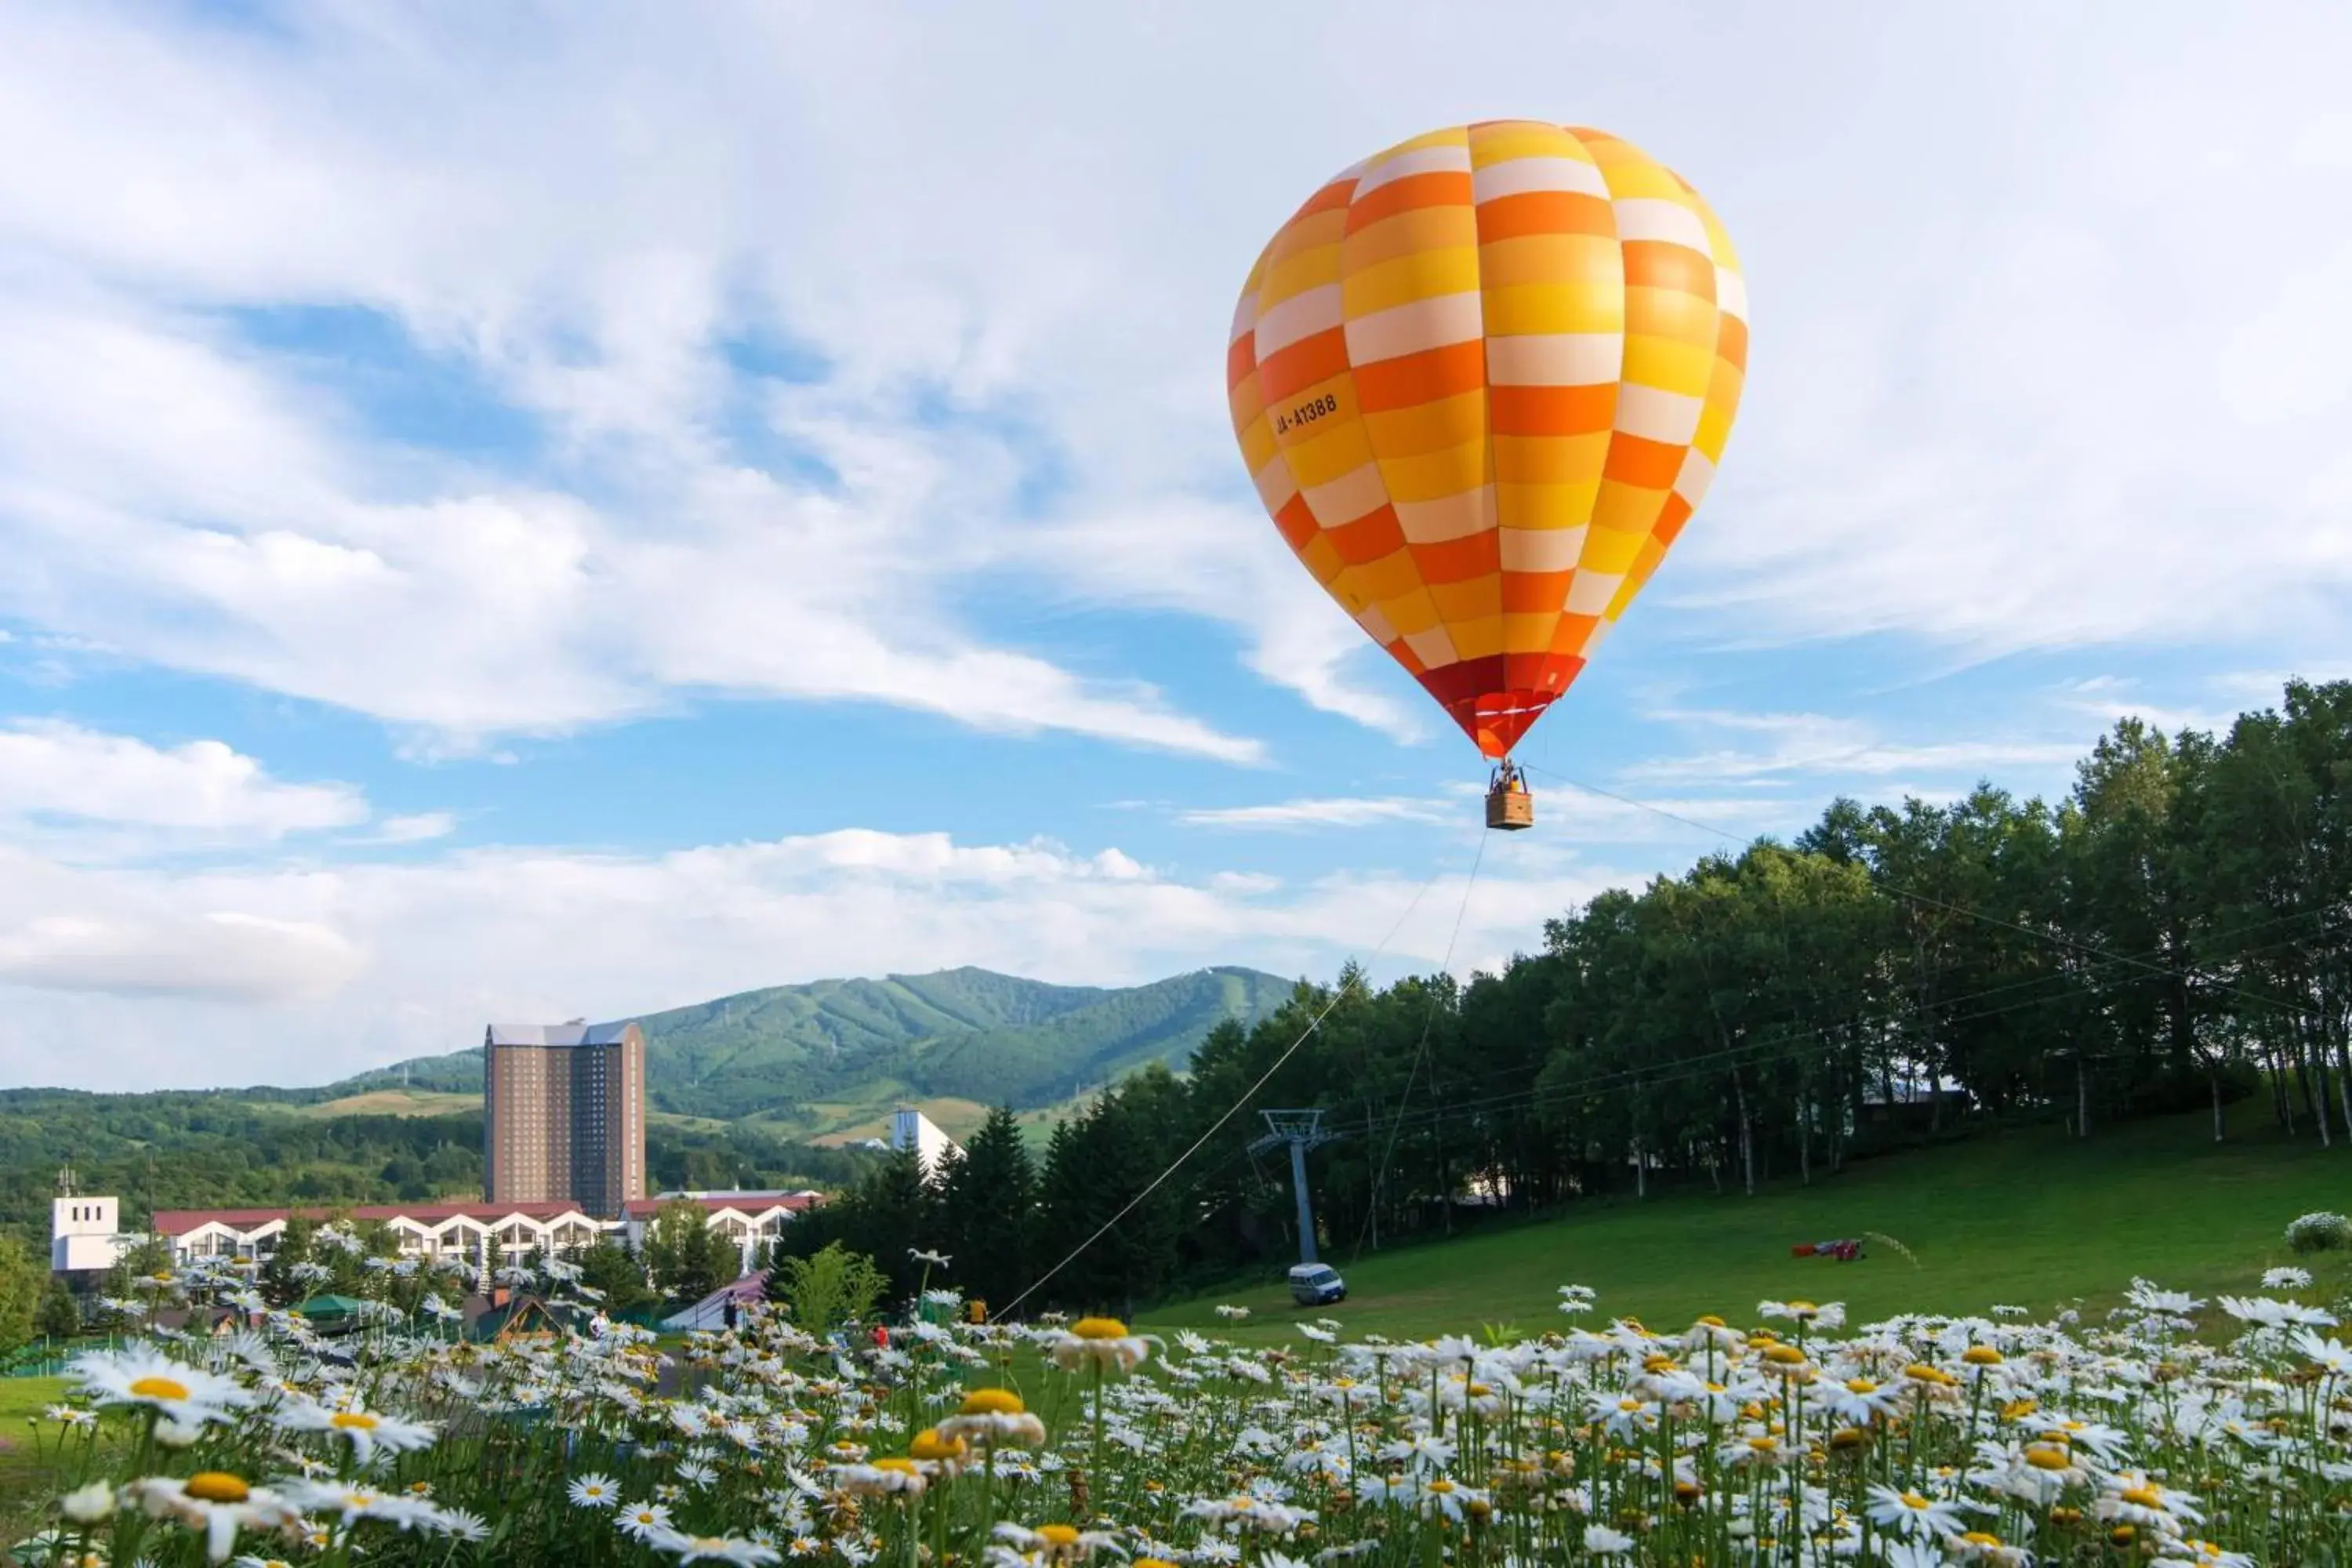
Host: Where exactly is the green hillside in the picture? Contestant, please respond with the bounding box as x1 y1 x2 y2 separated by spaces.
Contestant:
332 965 1296 1120
1147 1102 2352 1341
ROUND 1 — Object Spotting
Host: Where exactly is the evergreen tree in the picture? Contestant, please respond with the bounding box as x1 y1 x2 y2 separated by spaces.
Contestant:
935 1107 1036 1314
818 1145 938 1302
644 1201 737 1303
578 1238 658 1312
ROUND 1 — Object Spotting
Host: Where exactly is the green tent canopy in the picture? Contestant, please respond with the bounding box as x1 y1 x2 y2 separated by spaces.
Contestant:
291 1294 369 1324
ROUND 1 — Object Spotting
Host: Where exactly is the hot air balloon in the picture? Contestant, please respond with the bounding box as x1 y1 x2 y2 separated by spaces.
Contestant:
1227 122 1747 829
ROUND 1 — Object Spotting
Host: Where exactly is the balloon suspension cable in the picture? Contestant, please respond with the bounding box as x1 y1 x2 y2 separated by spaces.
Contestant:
986 833 1465 1324
1352 822 1489 1262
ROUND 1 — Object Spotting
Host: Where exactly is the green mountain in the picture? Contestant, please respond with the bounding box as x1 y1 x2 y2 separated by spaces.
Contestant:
335 966 1298 1121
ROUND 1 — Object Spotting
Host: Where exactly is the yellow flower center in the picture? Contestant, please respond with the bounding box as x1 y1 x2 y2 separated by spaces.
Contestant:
2025 1446 2071 1472
1846 1378 1877 1394
129 1376 191 1402
1962 1346 2003 1366
1748 1436 1778 1452
2120 1486 2163 1508
909 1428 966 1461
1070 1316 1129 1340
1467 1382 1492 1397
1428 1479 1456 1494
1962 1532 2002 1548
1900 1492 1932 1510
959 1388 1025 1416
1695 1314 1726 1327
1829 1428 1867 1450
1038 1524 1081 1546
873 1458 919 1475
331 1411 381 1431
1788 1301 1816 1314
185 1472 251 1503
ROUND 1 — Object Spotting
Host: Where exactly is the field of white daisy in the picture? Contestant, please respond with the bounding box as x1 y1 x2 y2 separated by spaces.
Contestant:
9 1236 2352 1568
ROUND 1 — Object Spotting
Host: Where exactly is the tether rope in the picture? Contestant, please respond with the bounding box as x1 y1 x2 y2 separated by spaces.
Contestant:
1351 825 1488 1261
989 829 1468 1321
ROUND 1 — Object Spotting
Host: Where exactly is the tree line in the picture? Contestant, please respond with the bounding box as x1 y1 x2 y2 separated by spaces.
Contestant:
0 1098 870 1258
780 678 2352 1316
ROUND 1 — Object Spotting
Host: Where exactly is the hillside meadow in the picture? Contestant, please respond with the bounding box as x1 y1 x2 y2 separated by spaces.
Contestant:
1149 1102 2352 1340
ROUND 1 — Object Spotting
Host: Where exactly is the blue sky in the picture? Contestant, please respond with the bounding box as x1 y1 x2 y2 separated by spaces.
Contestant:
2 2 2349 1089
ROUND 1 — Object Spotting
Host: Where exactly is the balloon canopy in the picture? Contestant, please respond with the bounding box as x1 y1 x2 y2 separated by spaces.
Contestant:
1227 122 1747 758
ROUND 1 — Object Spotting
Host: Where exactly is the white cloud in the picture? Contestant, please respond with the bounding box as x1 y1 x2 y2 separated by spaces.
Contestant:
1521 782 1800 846
3 3 2350 1087
1620 710 2085 788
0 824 1645 1090
1023 498 1422 739
1 3 2343 764
1178 784 1800 847
0 291 1259 760
2049 677 2245 739
370 812 457 844
0 848 365 1005
0 910 363 1005
1180 796 1450 830
0 720 367 855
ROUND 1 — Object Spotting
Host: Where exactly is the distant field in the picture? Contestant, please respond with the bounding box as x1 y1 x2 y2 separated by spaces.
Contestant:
1146 1102 2352 1342
812 1096 993 1145
290 1089 479 1119
275 1074 1088 1146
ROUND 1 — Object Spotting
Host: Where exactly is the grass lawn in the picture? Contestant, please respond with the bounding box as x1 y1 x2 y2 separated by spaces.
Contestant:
1145 1102 2352 1343
0 1375 72 1543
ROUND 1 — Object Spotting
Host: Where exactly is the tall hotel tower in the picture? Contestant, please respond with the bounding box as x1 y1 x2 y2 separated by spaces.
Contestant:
483 1021 647 1218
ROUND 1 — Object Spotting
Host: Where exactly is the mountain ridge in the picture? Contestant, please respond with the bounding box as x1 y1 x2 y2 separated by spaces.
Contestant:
329 964 1300 1123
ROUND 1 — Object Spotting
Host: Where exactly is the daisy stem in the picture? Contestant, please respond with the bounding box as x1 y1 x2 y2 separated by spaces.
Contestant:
1090 1359 1105 1520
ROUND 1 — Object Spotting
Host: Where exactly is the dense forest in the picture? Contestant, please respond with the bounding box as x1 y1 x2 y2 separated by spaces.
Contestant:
0 1097 870 1254
784 678 2352 1315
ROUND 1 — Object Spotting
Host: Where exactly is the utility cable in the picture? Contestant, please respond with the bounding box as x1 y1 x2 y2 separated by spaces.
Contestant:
989 833 1468 1321
1351 826 1489 1261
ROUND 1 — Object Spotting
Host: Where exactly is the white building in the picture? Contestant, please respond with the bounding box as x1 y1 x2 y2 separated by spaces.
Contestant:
53 1190 826 1280
52 1193 132 1276
890 1107 963 1178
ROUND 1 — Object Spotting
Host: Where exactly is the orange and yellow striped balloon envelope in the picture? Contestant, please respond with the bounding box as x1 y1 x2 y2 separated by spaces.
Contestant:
1228 122 1747 759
